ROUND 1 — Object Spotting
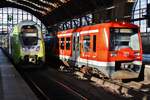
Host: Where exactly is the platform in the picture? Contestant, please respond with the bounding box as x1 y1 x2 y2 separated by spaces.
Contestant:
0 49 38 100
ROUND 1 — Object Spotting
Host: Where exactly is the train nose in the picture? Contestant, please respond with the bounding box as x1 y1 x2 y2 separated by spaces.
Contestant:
117 47 135 59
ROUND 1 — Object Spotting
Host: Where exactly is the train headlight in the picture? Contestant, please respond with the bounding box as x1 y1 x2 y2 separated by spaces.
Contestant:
36 46 40 51
22 48 25 51
22 47 27 51
110 52 117 57
134 52 140 56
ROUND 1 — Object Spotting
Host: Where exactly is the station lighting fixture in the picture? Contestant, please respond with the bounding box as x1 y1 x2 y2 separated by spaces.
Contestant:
6 0 46 15
39 0 70 8
127 0 136 3
21 0 52 12
39 0 61 8
106 6 115 10
6 0 70 15
59 0 70 3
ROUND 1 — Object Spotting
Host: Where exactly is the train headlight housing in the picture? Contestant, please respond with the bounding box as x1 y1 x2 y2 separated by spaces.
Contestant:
22 48 25 51
36 46 40 51
134 52 140 56
110 52 117 57
22 47 27 51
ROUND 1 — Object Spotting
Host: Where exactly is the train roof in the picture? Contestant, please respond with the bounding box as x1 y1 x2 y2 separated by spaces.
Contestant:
57 21 139 35
18 20 37 26
97 21 138 28
13 20 41 32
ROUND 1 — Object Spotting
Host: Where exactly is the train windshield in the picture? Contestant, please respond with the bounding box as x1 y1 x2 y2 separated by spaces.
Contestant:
110 28 140 51
21 25 38 46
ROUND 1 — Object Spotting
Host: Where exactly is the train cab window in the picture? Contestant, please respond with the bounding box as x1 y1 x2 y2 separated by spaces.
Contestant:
93 35 96 52
66 37 71 50
83 35 90 52
110 28 140 50
60 37 65 49
20 25 38 46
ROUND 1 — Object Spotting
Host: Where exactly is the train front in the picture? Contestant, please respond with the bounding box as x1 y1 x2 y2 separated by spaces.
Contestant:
108 23 142 79
20 24 45 65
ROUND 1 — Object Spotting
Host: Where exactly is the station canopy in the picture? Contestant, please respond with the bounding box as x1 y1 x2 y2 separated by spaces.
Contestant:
1 0 112 26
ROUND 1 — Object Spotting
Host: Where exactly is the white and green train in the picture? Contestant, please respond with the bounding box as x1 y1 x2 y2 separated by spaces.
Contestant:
10 20 45 65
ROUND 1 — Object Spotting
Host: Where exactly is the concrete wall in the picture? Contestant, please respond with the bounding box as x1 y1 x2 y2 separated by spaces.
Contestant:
144 65 150 81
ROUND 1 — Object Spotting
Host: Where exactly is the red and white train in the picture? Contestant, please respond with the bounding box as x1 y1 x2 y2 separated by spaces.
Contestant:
56 22 143 79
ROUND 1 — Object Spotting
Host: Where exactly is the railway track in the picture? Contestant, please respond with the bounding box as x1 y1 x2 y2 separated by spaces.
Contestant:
17 66 89 100
73 71 150 100
3 50 125 100
17 68 51 100
56 60 150 100
16 65 129 100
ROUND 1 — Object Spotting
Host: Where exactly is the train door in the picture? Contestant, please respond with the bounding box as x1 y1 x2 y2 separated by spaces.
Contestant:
72 32 80 65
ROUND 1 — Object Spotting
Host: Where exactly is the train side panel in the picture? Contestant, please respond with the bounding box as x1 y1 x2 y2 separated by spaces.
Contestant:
78 25 111 76
36 25 45 62
58 29 73 66
11 25 22 64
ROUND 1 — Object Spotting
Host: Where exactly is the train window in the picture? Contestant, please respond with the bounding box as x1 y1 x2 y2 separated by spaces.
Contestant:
66 37 71 50
83 35 90 52
20 25 38 46
110 28 140 50
93 35 96 52
60 37 64 49
21 25 38 33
